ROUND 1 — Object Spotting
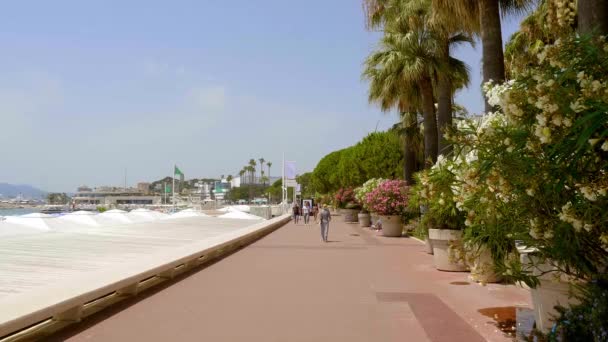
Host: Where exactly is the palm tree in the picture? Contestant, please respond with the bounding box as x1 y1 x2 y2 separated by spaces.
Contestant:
248 159 257 184
239 169 246 184
578 0 608 35
258 158 265 180
364 0 472 156
429 0 533 112
247 165 255 184
365 7 467 166
266 162 272 182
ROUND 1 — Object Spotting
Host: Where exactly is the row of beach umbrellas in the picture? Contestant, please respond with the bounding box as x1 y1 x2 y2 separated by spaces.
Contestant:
0 208 262 237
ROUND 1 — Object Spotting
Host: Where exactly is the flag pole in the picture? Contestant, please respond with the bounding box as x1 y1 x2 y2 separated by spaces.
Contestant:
282 152 285 204
172 164 175 210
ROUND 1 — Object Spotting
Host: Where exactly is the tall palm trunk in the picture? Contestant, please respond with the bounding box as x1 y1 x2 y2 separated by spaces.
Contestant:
480 0 505 112
419 75 438 167
437 40 452 156
402 111 418 183
578 0 608 35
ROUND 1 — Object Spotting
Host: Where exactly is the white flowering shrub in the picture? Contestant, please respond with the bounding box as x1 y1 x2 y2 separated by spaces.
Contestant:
410 156 466 231
447 35 608 287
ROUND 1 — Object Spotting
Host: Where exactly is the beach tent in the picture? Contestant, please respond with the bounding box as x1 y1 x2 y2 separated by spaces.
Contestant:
218 211 263 220
0 221 50 237
57 210 101 227
163 209 209 220
126 208 168 222
93 209 133 225
4 213 56 230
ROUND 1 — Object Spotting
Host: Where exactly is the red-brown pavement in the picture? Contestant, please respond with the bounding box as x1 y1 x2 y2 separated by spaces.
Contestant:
50 218 532 342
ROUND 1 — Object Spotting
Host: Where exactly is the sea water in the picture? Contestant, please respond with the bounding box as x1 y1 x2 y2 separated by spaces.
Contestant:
0 208 40 217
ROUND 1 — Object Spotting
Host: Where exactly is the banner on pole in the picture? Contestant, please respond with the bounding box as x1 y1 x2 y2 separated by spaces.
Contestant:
285 179 297 187
284 161 296 180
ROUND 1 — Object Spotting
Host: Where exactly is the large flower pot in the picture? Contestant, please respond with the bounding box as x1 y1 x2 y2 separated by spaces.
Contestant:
358 212 371 227
519 253 580 333
425 238 433 254
469 246 502 283
341 209 359 223
428 229 467 272
380 215 402 237
370 213 379 226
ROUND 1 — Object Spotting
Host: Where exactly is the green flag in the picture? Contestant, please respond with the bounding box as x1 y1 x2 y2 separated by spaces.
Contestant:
174 165 184 182
164 184 171 193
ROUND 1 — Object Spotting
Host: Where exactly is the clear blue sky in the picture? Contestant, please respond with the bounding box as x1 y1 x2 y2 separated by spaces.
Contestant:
0 0 524 192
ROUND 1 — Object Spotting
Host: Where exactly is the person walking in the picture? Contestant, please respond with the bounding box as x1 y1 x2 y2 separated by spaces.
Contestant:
312 204 319 223
319 204 331 242
302 202 311 225
292 203 300 224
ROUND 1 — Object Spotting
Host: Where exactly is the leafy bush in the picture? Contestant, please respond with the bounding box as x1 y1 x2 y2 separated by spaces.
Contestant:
354 178 387 212
365 180 410 216
334 188 360 209
446 35 608 287
410 156 465 231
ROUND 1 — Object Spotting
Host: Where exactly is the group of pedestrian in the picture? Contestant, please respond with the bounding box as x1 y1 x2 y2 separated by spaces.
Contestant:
292 201 331 242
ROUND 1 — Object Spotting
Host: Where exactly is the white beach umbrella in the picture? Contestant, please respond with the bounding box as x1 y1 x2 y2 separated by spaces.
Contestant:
218 211 263 220
0 221 49 237
4 213 56 230
95 209 133 225
163 209 209 220
57 211 101 227
129 208 168 220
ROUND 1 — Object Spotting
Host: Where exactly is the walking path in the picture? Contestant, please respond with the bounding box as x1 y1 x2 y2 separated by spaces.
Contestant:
50 218 532 342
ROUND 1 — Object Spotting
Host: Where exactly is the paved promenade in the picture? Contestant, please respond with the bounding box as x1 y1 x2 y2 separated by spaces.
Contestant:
50 217 532 342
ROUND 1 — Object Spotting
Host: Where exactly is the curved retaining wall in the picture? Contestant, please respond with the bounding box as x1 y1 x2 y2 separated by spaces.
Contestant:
0 214 291 341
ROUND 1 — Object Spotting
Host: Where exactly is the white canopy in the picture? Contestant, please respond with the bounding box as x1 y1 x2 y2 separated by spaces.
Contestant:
0 221 50 237
57 211 101 227
126 209 168 222
163 209 209 220
218 211 263 220
4 213 56 230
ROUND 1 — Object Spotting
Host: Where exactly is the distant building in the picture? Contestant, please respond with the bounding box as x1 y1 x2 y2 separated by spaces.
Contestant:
137 182 151 194
231 176 281 188
212 180 231 201
73 186 160 206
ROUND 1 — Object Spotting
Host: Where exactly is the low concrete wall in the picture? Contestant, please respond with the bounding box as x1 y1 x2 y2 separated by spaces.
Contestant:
0 214 291 341
250 206 272 219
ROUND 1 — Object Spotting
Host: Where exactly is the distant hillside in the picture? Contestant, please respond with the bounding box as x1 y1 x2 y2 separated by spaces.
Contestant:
0 183 47 199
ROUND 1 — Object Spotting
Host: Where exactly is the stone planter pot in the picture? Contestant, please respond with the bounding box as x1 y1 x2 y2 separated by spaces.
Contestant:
519 252 580 333
341 209 359 223
428 229 467 272
380 215 402 237
469 246 502 283
370 213 379 227
358 212 371 227
425 238 433 254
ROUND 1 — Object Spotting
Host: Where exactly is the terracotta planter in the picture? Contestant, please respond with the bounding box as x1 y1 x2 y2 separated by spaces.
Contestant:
358 212 371 227
428 229 467 272
341 209 359 223
425 238 433 254
469 246 502 283
380 215 402 237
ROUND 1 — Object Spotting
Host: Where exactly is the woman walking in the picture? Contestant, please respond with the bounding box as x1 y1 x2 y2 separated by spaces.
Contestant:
302 202 311 225
312 203 319 223
292 203 300 224
319 204 331 242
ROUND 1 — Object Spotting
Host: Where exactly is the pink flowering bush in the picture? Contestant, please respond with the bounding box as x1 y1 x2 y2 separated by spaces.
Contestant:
334 188 360 209
364 180 410 216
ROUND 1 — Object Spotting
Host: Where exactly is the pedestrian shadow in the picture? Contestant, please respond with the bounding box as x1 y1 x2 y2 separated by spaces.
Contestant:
325 240 341 243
